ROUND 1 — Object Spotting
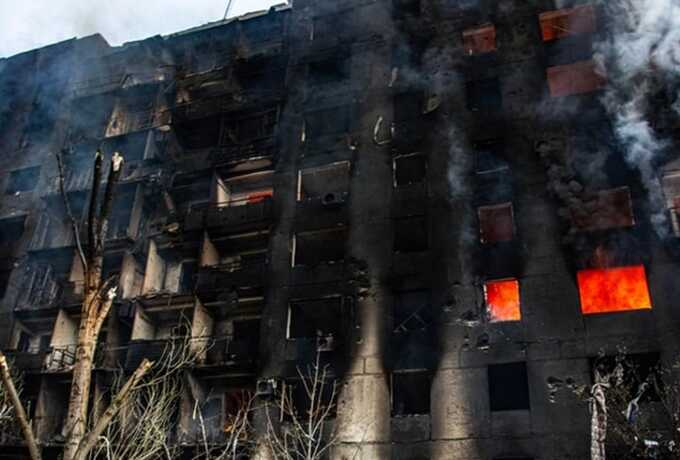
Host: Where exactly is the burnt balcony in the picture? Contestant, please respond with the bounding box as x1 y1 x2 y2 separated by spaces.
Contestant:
201 335 258 370
125 339 176 370
1 349 50 373
195 260 268 304
173 90 284 121
70 73 127 98
14 279 81 312
184 197 273 235
206 135 277 165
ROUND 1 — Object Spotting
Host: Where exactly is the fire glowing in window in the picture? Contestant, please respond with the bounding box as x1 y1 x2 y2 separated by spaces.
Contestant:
539 5 596 42
577 265 652 314
547 60 606 97
485 279 521 322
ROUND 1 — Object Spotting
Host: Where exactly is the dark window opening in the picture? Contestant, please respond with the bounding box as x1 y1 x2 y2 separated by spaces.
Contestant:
0 269 10 299
478 203 514 244
298 162 351 201
488 362 530 411
305 106 350 140
571 186 634 232
394 216 428 253
287 378 336 420
233 319 261 353
6 167 40 194
466 78 502 112
0 215 26 246
220 109 278 145
392 0 421 17
172 172 213 213
308 57 350 86
475 141 508 175
394 91 423 123
294 228 347 267
393 290 432 333
392 371 431 416
178 261 197 294
107 187 136 240
288 297 342 339
394 154 426 187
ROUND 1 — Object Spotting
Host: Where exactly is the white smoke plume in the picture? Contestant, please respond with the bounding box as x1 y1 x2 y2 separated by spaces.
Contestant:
594 0 680 237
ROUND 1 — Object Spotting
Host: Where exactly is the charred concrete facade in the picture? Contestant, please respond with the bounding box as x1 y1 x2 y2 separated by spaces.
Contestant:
1 0 680 459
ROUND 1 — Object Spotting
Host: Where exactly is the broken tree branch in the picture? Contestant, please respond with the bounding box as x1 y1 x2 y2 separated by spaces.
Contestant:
0 351 41 460
95 152 124 254
56 149 88 274
72 358 153 460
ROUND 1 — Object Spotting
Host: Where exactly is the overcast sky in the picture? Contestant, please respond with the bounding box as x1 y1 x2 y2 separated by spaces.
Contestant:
0 0 284 58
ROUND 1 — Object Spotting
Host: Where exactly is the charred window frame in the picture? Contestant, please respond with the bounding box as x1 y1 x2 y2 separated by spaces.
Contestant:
307 56 350 86
287 296 343 340
539 5 597 42
478 203 515 244
297 161 351 202
475 140 508 175
304 105 351 141
107 186 137 240
571 186 634 232
392 289 432 334
466 78 502 112
293 228 347 267
393 153 426 187
171 172 213 214
6 167 40 194
391 371 431 416
488 362 530 411
220 108 278 145
310 13 351 43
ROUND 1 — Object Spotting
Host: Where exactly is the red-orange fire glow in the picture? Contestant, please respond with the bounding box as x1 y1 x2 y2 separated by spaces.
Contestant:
485 279 521 322
577 265 652 314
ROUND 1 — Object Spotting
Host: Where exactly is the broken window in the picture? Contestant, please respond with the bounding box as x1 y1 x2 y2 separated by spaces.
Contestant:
293 228 347 266
220 109 278 145
539 5 596 42
394 153 426 187
391 371 431 416
662 172 680 236
484 279 521 322
394 216 428 253
297 162 350 202
463 24 496 55
308 56 350 86
547 60 605 97
304 106 350 140
571 186 634 232
394 91 423 123
6 167 40 194
287 297 342 339
474 140 508 175
577 265 652 314
466 78 502 111
488 362 530 411
216 170 274 207
393 290 432 333
478 203 514 244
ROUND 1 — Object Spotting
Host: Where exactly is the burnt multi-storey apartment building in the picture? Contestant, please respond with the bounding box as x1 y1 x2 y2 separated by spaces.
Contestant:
1 0 679 459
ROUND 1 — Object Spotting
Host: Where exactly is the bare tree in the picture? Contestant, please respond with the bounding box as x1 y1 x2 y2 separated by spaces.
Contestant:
0 149 155 460
263 353 339 460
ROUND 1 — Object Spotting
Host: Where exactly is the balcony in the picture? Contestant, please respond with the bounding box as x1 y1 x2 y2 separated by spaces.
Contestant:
195 261 268 304
1 350 50 373
184 197 273 235
202 335 258 370
206 136 277 165
70 73 126 99
174 90 283 121
125 339 175 370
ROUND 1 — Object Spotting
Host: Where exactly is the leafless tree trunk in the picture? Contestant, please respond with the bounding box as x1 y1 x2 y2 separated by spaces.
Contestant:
263 353 339 460
0 149 154 460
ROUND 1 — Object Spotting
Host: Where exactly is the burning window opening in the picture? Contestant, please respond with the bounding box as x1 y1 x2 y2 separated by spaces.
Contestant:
215 170 274 207
488 362 530 411
478 202 514 244
292 228 347 267
307 56 350 86
466 78 502 111
393 153 426 187
577 265 652 314
394 215 428 253
6 166 40 194
484 279 521 322
547 60 606 97
287 297 343 340
539 5 596 42
393 290 432 333
304 105 351 141
463 24 497 55
297 161 351 202
662 172 680 236
391 371 431 416
571 186 634 232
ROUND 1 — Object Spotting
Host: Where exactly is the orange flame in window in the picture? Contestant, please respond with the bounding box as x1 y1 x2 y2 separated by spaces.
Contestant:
485 279 521 322
577 265 652 314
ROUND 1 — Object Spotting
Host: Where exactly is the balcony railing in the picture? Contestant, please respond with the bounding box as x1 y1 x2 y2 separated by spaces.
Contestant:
195 260 268 298
1 349 50 372
184 197 273 234
206 135 277 165
204 335 258 368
